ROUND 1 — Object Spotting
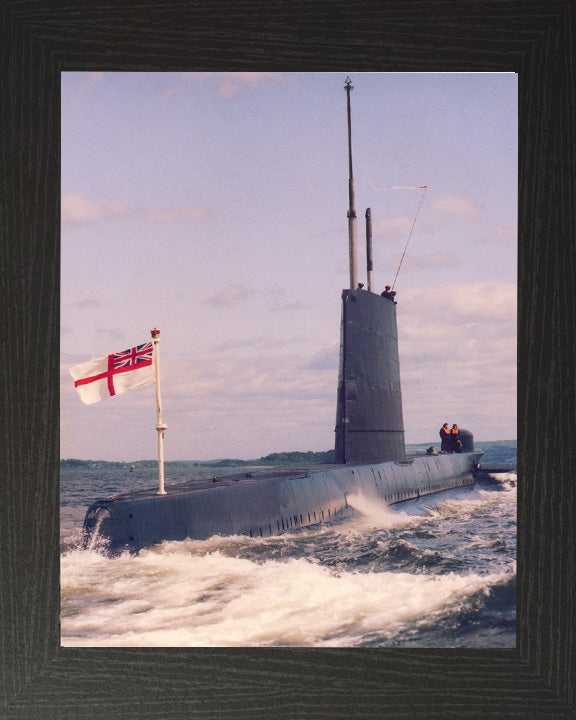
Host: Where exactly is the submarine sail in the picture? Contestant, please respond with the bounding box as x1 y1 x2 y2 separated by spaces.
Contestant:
334 288 405 464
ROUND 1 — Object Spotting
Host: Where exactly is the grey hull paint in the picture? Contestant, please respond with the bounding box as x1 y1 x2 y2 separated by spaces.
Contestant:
84 451 482 554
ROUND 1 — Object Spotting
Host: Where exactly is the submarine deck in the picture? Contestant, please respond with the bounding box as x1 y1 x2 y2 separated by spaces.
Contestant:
107 463 356 502
95 452 471 504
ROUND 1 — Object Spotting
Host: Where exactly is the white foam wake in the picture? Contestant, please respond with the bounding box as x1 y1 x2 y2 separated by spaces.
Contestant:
61 544 511 647
345 492 416 528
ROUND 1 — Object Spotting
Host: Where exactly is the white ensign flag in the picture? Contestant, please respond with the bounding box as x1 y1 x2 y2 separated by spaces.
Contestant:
69 341 155 405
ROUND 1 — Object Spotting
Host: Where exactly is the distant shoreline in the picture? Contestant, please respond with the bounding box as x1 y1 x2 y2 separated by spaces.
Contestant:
60 440 517 469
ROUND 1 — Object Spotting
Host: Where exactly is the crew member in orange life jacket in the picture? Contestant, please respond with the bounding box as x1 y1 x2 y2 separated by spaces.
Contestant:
439 423 450 452
450 424 462 453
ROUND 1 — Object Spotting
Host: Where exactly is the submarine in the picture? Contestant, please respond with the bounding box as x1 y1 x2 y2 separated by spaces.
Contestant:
83 77 483 554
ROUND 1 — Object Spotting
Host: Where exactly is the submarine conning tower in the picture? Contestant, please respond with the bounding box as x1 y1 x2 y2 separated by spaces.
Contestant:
335 77 405 464
334 289 405 463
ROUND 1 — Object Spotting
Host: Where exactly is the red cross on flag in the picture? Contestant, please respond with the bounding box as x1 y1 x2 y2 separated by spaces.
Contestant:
70 341 155 405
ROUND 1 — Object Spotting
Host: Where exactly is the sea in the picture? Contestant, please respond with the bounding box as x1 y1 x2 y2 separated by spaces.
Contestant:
60 440 516 648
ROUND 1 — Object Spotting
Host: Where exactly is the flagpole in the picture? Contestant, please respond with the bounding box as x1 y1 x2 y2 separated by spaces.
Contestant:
151 328 167 495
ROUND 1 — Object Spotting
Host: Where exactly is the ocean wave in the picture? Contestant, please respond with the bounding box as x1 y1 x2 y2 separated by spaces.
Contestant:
61 544 513 648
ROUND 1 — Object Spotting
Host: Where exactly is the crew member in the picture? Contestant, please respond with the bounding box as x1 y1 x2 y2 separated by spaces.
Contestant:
381 285 397 301
450 424 460 453
439 423 450 452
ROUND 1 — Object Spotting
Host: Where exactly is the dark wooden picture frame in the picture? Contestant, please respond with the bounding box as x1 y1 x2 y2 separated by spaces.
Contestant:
1 1 575 717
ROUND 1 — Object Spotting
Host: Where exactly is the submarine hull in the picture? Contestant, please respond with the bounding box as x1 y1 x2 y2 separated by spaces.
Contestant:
84 451 482 554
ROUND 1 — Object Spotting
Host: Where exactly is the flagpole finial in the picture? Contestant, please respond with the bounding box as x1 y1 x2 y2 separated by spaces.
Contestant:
151 327 160 339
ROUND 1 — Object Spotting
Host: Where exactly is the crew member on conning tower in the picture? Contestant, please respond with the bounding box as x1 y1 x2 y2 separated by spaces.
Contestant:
381 286 397 303
439 423 450 452
450 424 462 453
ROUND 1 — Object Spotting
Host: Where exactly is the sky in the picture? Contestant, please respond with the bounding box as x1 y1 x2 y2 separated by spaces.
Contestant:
61 71 517 461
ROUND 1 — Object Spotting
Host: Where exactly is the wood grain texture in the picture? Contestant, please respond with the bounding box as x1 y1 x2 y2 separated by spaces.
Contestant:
1 0 575 717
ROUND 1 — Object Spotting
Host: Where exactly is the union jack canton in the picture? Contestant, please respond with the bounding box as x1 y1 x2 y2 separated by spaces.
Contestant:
113 342 154 370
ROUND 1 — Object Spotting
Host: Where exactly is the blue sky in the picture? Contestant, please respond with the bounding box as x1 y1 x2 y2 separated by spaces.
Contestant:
61 72 517 461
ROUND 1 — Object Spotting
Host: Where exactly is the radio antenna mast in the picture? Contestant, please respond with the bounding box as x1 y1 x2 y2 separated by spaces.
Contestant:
345 77 358 291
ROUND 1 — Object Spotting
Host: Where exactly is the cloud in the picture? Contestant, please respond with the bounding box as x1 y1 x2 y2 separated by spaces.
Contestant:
264 286 306 313
430 195 480 219
79 72 106 94
402 251 458 272
96 328 127 343
404 281 516 323
166 349 334 411
399 283 516 362
372 216 413 244
371 194 480 247
204 283 306 310
73 299 101 310
87 72 105 84
61 193 125 227
271 300 305 313
162 86 187 100
213 336 266 352
62 193 210 228
223 72 282 85
138 206 209 223
217 72 283 99
305 345 339 371
150 348 337 458
61 279 516 459
488 225 517 246
213 332 305 353
204 284 257 308
162 72 284 101
397 280 516 440
372 195 480 245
